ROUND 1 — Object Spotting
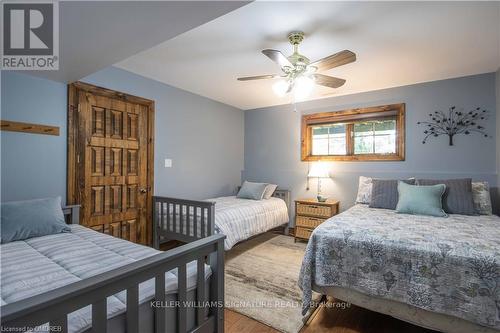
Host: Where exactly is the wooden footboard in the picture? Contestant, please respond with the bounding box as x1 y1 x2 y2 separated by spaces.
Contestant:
153 196 216 249
0 234 226 333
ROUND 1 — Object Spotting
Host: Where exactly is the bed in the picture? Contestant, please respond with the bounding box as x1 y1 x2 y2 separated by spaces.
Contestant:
299 204 500 333
153 189 290 251
1 205 225 333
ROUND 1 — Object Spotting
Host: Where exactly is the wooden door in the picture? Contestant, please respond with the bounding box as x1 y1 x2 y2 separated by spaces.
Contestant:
68 82 154 245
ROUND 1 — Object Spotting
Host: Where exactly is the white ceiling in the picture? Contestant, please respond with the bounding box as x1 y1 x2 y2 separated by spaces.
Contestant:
24 1 250 83
117 1 500 110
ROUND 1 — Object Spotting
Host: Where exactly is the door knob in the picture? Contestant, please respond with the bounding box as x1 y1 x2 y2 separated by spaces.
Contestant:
140 188 147 194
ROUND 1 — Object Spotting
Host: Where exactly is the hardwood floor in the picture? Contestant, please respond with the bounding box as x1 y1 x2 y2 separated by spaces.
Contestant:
225 301 438 333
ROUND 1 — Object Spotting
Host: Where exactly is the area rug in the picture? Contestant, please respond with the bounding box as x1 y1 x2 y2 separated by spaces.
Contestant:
225 233 318 333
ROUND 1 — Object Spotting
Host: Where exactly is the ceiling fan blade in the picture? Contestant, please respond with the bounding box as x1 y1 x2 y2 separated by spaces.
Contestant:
312 74 346 89
310 50 356 72
237 74 280 81
262 49 292 68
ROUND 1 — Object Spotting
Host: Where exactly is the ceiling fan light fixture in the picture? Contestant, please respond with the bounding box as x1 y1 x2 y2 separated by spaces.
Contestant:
237 31 356 104
272 80 290 97
293 75 314 101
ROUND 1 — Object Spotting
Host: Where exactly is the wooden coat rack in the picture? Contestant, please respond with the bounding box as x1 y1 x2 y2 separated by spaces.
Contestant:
0 120 60 136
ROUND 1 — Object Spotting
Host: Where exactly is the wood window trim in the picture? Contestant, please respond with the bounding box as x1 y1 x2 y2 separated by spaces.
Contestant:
301 103 405 161
67 81 155 245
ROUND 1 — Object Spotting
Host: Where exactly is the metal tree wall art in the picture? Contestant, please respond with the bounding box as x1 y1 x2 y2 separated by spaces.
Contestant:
417 106 489 146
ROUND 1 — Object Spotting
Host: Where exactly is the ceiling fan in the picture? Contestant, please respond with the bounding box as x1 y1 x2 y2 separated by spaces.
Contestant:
237 31 356 100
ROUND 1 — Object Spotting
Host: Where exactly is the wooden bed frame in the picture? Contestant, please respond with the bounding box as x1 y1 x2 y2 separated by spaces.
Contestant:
153 189 291 249
1 205 226 333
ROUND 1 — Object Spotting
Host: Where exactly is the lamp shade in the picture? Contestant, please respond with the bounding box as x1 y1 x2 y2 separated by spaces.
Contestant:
308 163 330 178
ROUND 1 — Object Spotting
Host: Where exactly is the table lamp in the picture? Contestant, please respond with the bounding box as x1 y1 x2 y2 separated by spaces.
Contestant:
307 162 330 202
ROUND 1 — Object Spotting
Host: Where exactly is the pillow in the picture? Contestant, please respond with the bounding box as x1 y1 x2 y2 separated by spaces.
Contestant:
263 184 278 200
416 178 475 215
396 182 447 217
369 178 416 210
472 181 493 215
355 176 372 204
1 197 69 244
236 181 268 200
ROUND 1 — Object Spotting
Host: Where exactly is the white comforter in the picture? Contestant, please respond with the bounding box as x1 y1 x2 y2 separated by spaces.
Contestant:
210 196 289 250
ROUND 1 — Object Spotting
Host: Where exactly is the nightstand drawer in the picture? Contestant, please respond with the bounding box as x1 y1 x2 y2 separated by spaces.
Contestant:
296 215 325 228
295 226 313 240
296 203 332 218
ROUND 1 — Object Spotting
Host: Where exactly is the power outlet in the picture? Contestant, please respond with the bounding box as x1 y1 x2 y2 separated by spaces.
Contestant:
164 159 172 168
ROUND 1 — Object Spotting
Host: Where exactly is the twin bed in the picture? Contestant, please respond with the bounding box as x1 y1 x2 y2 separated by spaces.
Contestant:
1 205 225 333
299 203 500 333
1 188 290 333
153 189 290 251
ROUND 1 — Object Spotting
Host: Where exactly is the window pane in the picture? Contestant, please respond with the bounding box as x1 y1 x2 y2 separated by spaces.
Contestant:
312 138 328 155
374 120 396 154
354 122 373 134
329 137 346 155
354 122 373 154
374 120 395 132
329 125 345 135
312 124 346 155
375 134 396 153
313 127 329 136
354 119 396 155
354 135 374 154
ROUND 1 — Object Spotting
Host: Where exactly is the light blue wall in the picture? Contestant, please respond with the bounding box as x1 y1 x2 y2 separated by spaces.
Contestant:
2 69 498 214
1 72 68 202
82 67 244 200
1 67 244 202
244 73 498 220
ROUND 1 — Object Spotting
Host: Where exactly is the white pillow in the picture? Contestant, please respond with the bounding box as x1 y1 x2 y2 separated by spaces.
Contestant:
263 184 278 200
355 176 372 204
472 181 493 215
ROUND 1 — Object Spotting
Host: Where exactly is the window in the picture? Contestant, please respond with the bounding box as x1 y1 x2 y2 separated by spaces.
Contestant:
301 104 405 161
311 124 347 155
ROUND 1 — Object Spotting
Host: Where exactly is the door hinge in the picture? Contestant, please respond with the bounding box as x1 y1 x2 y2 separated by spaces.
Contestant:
77 154 80 163
77 104 81 113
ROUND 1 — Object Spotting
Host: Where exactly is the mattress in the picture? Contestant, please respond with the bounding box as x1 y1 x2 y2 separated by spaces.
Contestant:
0 225 211 333
161 196 289 250
299 204 500 330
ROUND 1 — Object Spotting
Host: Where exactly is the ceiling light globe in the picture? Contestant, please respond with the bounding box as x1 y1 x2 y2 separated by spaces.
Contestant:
294 76 314 101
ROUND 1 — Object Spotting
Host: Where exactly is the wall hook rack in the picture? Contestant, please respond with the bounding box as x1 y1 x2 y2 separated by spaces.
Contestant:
0 120 60 136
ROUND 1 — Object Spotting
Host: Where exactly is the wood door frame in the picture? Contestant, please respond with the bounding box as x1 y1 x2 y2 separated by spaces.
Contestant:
67 81 155 245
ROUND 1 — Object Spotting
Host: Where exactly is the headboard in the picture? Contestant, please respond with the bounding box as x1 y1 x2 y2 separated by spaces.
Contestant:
62 205 80 225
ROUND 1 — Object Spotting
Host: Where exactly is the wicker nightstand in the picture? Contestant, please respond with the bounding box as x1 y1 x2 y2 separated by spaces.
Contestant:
294 198 339 242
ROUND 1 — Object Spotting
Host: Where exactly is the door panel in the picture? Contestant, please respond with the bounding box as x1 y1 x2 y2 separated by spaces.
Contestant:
68 83 154 246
